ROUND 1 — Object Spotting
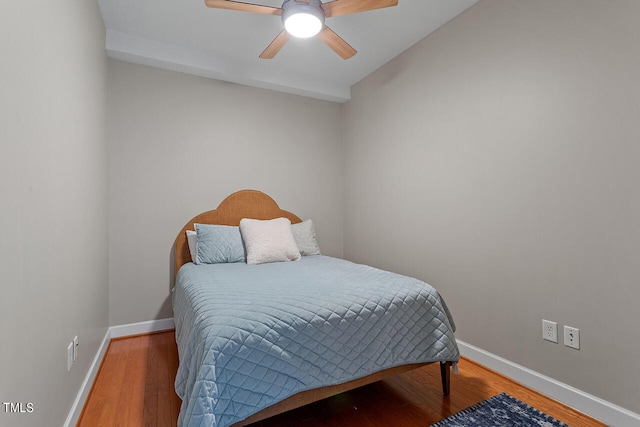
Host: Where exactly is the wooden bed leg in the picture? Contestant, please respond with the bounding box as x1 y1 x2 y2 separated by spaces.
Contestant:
440 361 452 396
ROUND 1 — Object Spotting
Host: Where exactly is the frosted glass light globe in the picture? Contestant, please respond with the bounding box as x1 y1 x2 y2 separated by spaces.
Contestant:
281 0 325 39
284 12 323 38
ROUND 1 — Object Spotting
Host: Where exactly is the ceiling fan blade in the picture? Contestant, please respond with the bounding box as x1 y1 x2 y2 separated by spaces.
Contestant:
317 26 357 59
259 31 291 59
204 0 281 15
322 0 398 18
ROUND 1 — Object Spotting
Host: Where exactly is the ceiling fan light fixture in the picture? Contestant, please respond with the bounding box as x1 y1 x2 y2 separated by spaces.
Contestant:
282 0 325 38
284 13 322 38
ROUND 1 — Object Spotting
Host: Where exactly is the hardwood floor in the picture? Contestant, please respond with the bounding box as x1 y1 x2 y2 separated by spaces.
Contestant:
78 330 605 427
78 331 180 426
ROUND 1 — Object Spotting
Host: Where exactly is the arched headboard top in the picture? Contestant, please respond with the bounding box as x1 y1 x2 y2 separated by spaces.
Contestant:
174 190 302 275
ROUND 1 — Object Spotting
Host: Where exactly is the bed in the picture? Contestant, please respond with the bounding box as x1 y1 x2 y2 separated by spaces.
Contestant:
172 190 460 427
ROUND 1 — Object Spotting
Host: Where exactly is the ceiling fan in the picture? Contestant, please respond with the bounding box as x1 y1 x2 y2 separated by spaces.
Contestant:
204 0 399 59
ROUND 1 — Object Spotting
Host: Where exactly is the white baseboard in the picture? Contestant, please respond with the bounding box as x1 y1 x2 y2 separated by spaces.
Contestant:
63 318 175 427
457 339 640 427
109 317 175 338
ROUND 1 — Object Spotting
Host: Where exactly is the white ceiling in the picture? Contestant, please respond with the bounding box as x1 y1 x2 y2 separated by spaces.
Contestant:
98 0 478 103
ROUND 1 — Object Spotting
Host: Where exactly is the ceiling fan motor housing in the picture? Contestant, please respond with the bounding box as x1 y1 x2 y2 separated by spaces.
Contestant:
281 0 326 38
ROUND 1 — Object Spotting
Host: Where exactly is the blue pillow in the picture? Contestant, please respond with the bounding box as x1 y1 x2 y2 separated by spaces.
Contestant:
194 224 245 264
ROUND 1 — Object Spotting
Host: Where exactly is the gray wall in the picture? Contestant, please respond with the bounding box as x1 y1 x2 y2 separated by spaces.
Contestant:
343 0 640 414
0 1 109 426
107 60 344 325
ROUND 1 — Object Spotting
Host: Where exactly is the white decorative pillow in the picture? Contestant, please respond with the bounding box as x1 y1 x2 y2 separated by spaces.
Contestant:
291 219 321 256
186 230 197 262
239 217 301 265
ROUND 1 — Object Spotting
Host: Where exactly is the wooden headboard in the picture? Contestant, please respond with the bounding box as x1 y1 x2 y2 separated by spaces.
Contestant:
174 190 302 276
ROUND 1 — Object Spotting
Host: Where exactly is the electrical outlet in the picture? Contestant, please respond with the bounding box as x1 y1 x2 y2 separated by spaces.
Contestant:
73 336 78 362
542 320 558 343
564 325 580 349
67 342 74 371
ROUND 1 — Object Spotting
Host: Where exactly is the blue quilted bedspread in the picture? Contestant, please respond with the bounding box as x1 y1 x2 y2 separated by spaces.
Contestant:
172 255 459 427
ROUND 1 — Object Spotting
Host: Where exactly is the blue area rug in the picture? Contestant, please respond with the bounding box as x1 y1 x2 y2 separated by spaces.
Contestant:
430 393 569 427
